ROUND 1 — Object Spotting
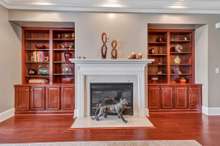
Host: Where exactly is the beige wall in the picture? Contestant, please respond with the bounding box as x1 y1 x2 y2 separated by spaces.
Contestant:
7 10 220 108
0 6 21 113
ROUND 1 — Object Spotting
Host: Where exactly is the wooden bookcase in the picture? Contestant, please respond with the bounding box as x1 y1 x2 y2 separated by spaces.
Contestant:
148 29 194 84
147 29 202 112
15 27 75 115
22 27 75 84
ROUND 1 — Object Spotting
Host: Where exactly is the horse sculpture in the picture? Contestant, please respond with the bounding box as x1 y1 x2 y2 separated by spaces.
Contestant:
93 98 128 123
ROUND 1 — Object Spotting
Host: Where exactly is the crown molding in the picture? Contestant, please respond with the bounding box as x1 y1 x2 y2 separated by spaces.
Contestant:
4 5 220 14
2 0 220 14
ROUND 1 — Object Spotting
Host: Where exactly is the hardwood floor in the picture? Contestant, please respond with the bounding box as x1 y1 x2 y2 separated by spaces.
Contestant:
0 113 219 146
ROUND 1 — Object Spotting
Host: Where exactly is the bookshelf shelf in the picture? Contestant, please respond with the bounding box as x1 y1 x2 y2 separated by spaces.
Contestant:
25 38 49 41
25 49 50 51
53 73 73 76
53 38 75 41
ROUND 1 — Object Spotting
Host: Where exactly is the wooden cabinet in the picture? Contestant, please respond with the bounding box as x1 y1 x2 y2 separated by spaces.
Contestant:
61 86 74 111
148 84 201 112
15 85 74 114
30 86 45 111
174 86 188 109
46 86 60 110
189 85 201 109
148 86 160 109
15 86 30 111
161 86 173 109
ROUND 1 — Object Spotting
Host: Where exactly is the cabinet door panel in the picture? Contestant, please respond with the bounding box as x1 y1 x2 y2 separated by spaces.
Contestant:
161 86 173 109
189 86 201 109
148 86 160 109
30 87 45 111
61 87 74 111
175 86 188 109
15 86 30 111
46 87 60 110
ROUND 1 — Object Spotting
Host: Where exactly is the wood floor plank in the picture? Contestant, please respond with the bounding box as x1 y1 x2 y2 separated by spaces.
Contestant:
0 113 219 146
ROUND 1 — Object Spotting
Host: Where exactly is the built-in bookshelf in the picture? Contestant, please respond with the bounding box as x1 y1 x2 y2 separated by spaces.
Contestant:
147 28 201 113
22 27 75 84
148 29 194 84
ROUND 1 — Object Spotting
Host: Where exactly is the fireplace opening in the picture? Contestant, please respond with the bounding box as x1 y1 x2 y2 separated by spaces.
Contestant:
90 83 133 116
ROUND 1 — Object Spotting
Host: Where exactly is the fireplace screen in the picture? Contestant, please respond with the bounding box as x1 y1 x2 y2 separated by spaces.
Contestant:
90 83 133 116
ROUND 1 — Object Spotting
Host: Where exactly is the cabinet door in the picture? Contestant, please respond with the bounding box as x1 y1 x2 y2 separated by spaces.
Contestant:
175 86 188 109
61 86 74 111
148 85 161 109
30 87 45 111
161 86 173 109
15 86 30 111
189 85 201 109
46 87 60 110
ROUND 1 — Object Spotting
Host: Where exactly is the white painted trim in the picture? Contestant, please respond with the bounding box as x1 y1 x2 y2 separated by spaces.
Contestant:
71 59 151 118
216 23 220 29
2 0 220 14
70 59 154 65
74 109 78 118
0 0 7 8
202 106 220 115
0 108 15 123
5 6 220 14
145 108 149 117
202 106 208 115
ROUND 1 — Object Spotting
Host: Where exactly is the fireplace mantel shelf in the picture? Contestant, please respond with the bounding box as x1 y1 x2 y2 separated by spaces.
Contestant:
70 58 154 64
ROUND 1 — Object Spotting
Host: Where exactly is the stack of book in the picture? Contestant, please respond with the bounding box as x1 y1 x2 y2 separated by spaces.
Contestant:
31 51 46 62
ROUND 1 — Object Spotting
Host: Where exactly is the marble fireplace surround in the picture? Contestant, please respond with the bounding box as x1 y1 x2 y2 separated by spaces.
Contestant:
70 59 153 118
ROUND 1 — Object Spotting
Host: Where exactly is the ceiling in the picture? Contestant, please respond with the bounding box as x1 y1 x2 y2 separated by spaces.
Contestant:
1 0 220 14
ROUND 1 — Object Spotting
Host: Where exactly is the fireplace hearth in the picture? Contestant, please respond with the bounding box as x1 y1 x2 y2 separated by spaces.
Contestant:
90 83 133 116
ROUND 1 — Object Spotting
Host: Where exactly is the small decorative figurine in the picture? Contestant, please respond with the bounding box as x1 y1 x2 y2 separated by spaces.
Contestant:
175 44 183 53
156 36 164 42
128 52 136 59
111 40 118 59
101 32 108 59
64 50 74 73
136 53 143 59
28 68 37 75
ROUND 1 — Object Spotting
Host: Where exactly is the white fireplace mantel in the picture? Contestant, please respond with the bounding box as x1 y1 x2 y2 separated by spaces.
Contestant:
70 58 153 118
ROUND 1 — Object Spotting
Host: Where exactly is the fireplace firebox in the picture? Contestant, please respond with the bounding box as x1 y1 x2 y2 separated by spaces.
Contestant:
90 83 133 116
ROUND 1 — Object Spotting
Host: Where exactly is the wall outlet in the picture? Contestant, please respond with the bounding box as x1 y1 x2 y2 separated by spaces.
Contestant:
215 67 220 74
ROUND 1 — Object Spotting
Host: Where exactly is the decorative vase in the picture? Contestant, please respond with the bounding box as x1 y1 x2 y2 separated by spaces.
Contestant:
101 32 108 59
38 66 48 75
174 55 181 64
111 40 118 59
179 77 187 84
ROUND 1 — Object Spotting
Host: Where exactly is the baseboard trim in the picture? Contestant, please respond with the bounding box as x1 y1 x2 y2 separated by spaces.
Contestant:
202 106 220 115
145 108 149 117
0 108 15 123
74 109 78 118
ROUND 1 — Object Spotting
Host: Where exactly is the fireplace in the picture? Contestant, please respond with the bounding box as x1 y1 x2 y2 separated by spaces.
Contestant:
70 59 153 118
90 83 133 116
